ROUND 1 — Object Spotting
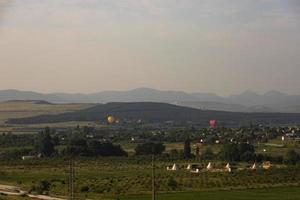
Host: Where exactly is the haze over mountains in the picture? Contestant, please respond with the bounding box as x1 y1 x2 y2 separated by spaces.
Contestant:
1 88 300 113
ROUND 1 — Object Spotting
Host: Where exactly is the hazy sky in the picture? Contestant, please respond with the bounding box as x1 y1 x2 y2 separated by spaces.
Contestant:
0 0 300 95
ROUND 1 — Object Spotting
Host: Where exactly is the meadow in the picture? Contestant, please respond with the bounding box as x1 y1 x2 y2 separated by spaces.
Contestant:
0 101 93 133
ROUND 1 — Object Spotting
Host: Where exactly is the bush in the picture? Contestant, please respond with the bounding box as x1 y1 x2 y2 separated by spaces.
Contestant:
285 149 300 165
30 180 51 194
167 177 178 190
135 142 165 155
80 185 90 192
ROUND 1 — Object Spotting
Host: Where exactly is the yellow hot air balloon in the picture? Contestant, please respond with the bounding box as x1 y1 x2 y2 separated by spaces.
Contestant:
107 116 115 124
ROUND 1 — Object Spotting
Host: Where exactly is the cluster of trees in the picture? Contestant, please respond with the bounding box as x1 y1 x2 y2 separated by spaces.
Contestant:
64 136 127 157
285 149 300 165
220 142 255 162
135 142 165 155
0 132 35 147
30 127 127 158
134 139 193 158
219 142 300 165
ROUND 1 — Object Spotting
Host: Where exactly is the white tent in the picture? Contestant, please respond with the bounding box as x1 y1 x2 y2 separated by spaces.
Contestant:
225 163 232 172
186 164 191 170
171 164 178 171
206 162 213 170
251 163 257 170
225 163 231 169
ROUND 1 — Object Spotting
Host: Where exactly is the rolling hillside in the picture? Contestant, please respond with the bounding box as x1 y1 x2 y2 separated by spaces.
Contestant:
7 102 300 126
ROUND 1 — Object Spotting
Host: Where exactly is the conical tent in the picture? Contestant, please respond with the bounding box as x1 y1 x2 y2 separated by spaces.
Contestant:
251 163 257 170
225 163 231 169
207 162 212 170
186 164 191 170
172 164 178 171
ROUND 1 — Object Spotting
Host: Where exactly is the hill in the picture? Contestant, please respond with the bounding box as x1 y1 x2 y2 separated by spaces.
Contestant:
1 88 300 113
7 102 300 126
0 101 93 125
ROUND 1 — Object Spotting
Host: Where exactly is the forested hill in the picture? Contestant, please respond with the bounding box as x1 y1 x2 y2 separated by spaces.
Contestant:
7 102 300 126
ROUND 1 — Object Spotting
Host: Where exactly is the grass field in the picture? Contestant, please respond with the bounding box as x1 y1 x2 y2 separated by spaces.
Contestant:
0 101 92 121
121 187 300 200
0 158 299 199
1 187 299 200
0 101 93 132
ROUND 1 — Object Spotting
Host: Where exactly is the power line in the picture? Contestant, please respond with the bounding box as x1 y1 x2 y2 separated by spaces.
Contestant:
152 154 156 200
68 158 75 200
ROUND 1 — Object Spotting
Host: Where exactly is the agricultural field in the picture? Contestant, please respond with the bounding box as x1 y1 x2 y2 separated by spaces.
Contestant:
121 187 300 200
0 101 93 133
0 158 300 200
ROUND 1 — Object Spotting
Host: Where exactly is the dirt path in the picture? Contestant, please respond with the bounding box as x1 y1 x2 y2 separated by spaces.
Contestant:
0 184 66 200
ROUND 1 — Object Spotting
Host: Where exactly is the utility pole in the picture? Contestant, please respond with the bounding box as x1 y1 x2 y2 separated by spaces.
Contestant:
152 154 156 200
68 158 75 200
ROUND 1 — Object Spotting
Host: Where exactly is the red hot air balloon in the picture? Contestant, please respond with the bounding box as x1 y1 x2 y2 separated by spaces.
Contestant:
209 120 217 128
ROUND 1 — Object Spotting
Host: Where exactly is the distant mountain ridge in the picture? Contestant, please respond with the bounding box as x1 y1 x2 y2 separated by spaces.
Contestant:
1 88 300 113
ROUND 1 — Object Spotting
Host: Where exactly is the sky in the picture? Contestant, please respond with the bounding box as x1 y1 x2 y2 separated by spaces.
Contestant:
0 0 299 96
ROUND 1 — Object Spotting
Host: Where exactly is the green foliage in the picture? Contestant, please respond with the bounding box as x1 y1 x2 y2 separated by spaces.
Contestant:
201 147 215 160
30 180 51 194
220 143 255 162
285 149 300 165
34 127 55 157
0 133 35 148
183 139 192 159
167 177 178 190
64 135 127 157
135 142 165 155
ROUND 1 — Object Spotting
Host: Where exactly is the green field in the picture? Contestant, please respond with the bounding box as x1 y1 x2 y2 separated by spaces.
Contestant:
0 158 300 200
121 187 300 200
0 101 93 133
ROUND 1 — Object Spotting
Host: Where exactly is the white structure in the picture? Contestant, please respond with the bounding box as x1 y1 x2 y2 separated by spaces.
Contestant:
171 164 178 171
251 163 257 170
225 163 231 172
167 164 178 171
206 162 213 170
186 164 191 170
190 168 200 173
22 156 35 160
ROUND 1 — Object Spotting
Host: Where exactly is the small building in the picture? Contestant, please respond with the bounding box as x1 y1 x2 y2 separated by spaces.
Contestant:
21 156 35 160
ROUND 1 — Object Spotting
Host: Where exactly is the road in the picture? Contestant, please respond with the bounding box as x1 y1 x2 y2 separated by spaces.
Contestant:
0 184 66 200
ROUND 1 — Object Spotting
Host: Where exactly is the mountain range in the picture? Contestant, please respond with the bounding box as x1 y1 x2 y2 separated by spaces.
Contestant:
1 88 300 113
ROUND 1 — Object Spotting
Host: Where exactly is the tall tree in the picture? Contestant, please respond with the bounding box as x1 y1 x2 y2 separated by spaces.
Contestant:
35 128 55 157
135 142 165 155
184 139 192 159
